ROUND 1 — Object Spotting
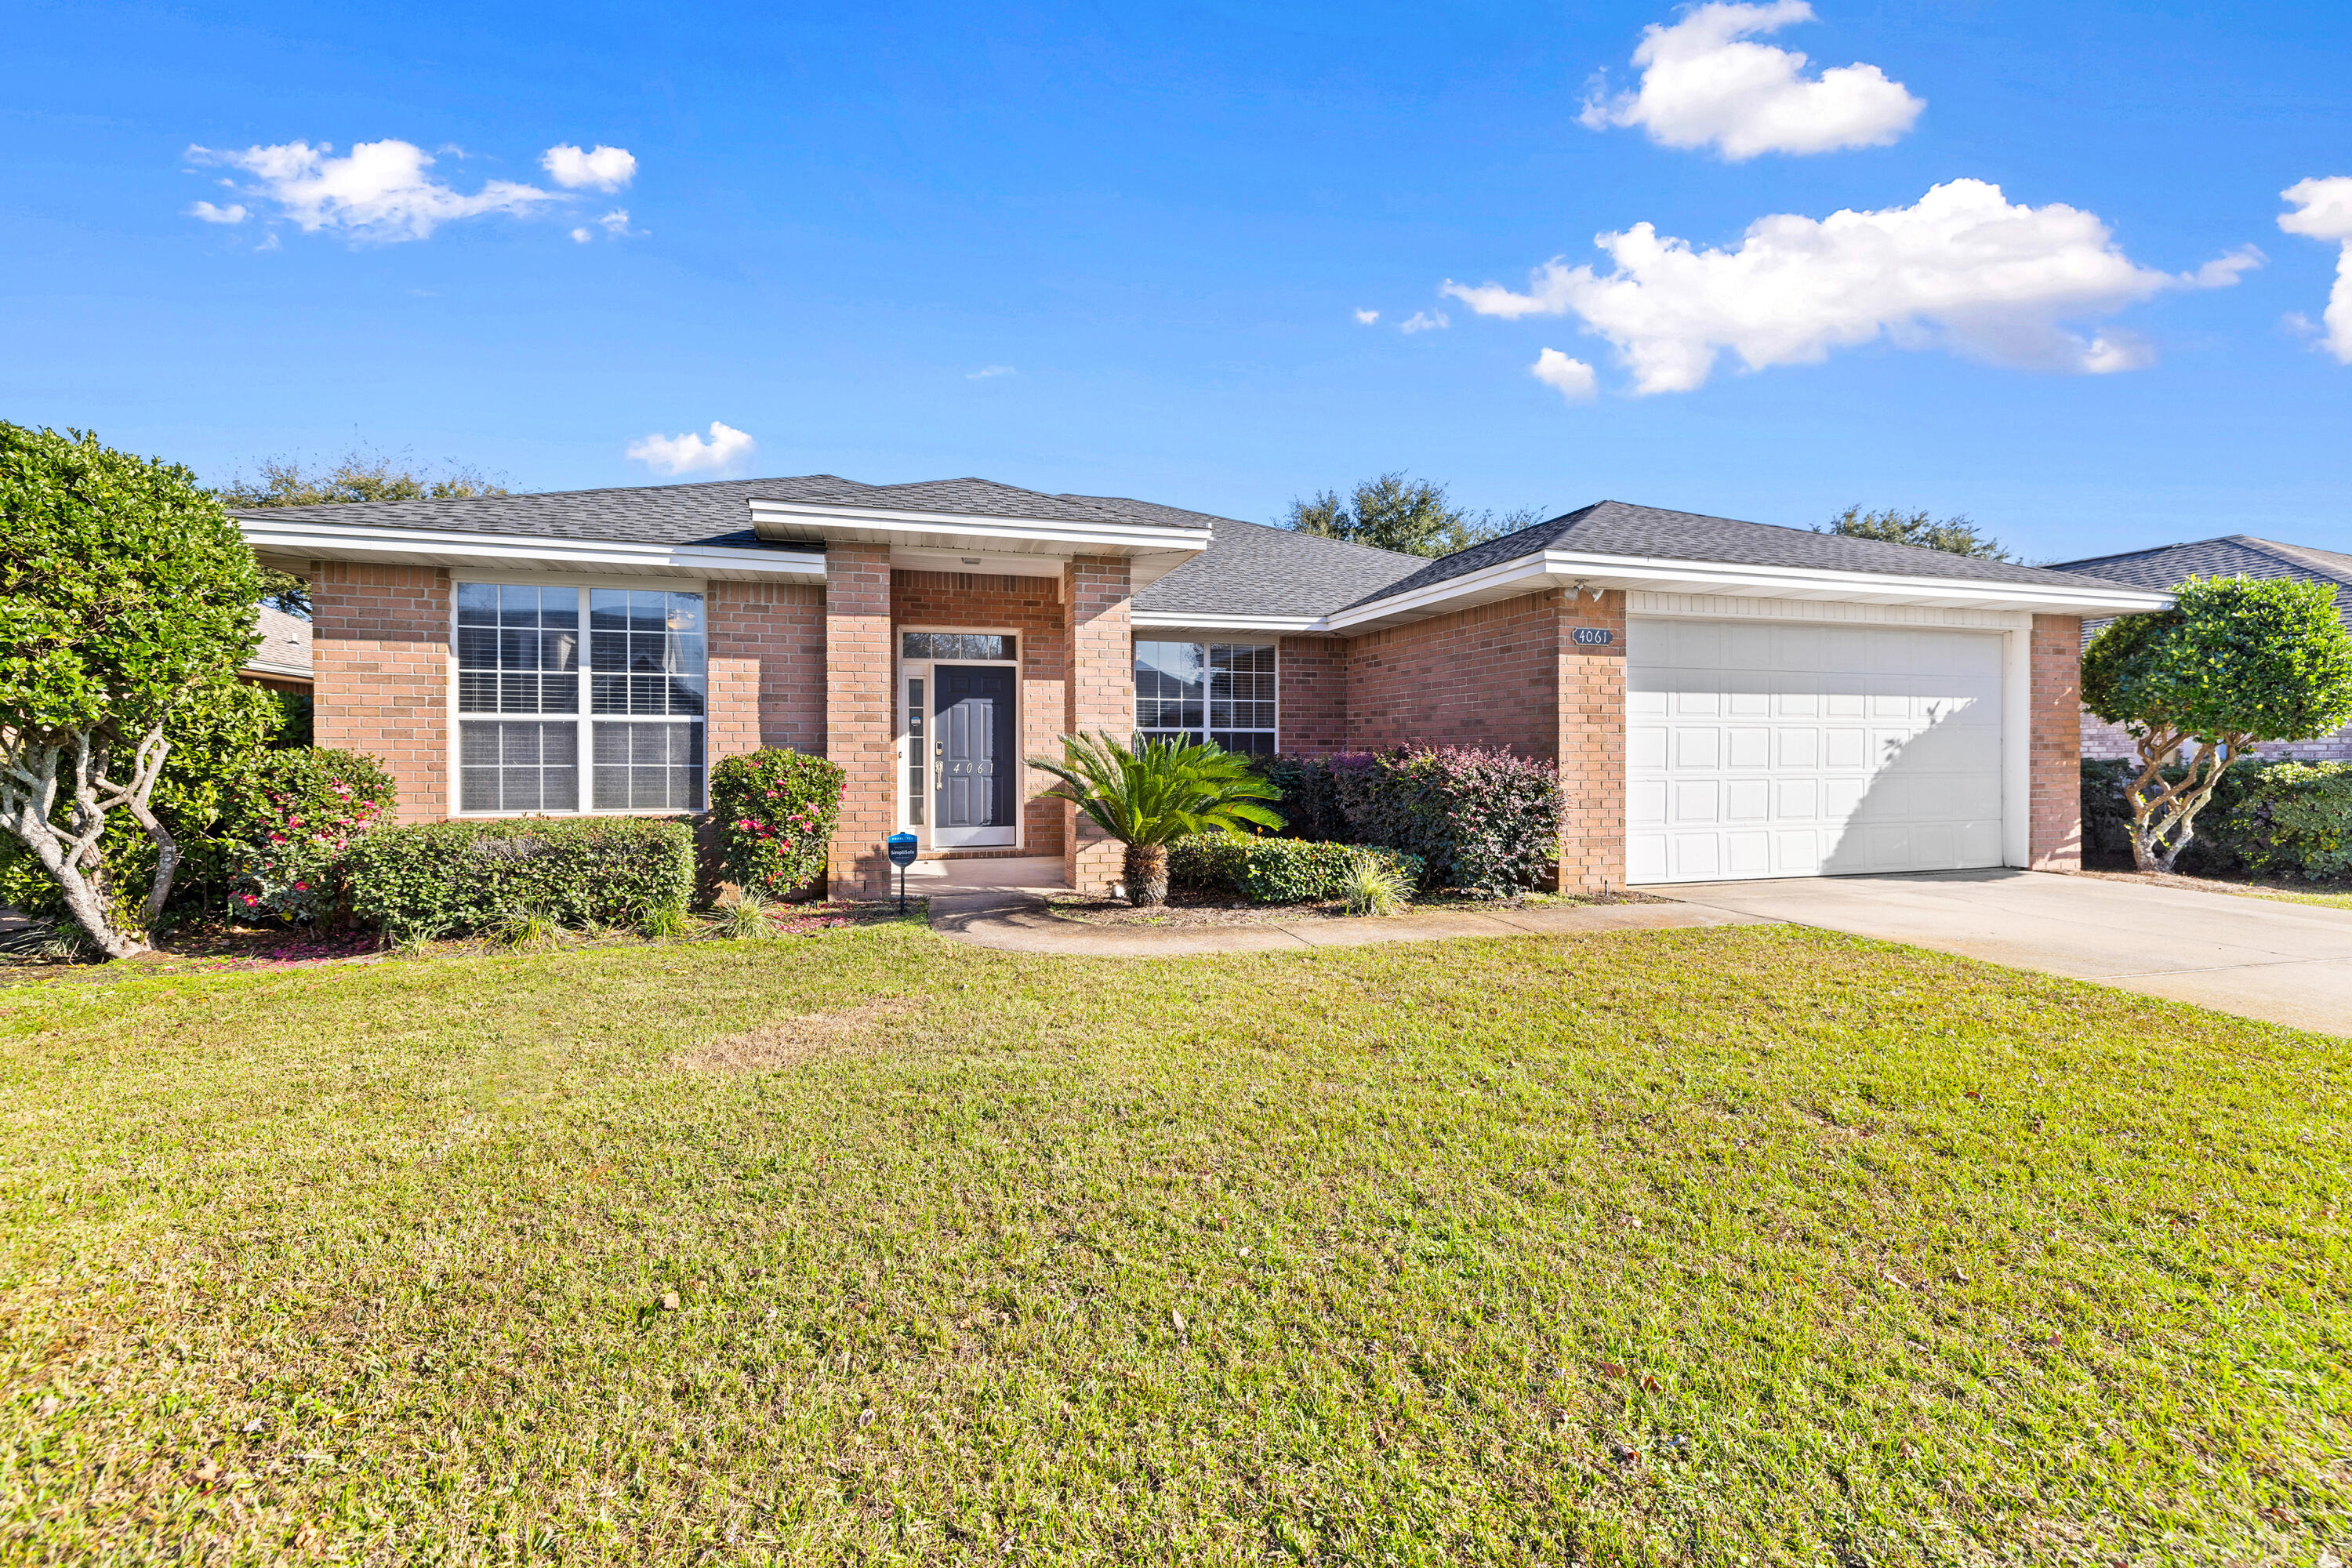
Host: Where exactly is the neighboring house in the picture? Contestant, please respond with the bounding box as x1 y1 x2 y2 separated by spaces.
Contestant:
239 603 314 695
231 477 2166 898
2049 535 2352 763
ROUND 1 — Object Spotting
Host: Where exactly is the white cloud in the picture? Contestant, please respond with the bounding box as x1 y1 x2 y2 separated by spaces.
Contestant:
1442 179 2259 394
1354 307 1380 325
1530 348 1599 401
187 200 247 224
1399 310 1449 334
2280 176 2352 364
626 421 757 477
186 140 560 242
569 227 593 244
966 365 1014 379
598 208 633 236
1580 2 1922 160
540 143 637 192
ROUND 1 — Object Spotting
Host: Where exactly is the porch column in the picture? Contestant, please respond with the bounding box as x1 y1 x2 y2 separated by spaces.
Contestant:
825 544 895 899
1557 589 1627 894
2028 613 2084 870
1063 554 1134 895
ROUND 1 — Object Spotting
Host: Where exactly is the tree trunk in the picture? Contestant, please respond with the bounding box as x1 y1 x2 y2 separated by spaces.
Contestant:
0 731 150 960
1124 842 1170 907
2126 733 2238 876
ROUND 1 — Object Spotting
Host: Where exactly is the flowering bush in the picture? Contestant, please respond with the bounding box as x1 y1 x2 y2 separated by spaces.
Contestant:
709 748 846 898
227 749 397 924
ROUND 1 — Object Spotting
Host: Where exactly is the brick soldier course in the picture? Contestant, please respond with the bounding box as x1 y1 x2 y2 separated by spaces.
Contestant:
241 481 2169 898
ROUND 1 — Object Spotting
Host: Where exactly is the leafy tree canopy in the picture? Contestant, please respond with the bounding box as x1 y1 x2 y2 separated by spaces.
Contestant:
220 445 512 616
1820 505 2013 562
2082 574 2352 873
1 423 270 953
1283 473 1541 559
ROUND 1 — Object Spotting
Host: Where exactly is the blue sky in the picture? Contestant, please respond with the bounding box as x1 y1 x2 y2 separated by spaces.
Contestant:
7 0 2350 563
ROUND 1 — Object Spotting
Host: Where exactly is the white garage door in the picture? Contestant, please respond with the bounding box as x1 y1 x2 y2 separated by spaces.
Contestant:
1627 618 2005 884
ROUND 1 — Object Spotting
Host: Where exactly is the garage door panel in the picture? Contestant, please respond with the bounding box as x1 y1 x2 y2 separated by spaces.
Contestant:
1628 616 2007 884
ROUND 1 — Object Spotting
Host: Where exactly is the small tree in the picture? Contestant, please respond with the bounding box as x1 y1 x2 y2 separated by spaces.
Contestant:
220 443 512 616
0 425 265 957
1820 505 2013 561
1028 734 1284 906
2082 575 2352 874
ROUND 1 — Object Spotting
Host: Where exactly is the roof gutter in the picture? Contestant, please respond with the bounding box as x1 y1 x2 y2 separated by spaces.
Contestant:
234 514 828 583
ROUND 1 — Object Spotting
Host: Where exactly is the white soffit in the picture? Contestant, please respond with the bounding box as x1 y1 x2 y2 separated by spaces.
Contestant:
750 498 1214 567
237 515 826 584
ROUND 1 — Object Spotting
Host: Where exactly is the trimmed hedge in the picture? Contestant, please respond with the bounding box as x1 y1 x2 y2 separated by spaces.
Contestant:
1167 833 1423 905
710 747 844 898
347 817 695 939
2227 760 2352 880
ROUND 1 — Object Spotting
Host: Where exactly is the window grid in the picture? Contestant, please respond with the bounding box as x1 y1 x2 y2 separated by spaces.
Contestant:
1135 640 1276 755
455 583 706 815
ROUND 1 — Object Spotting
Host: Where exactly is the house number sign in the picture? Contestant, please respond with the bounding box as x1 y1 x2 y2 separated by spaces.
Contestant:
1571 627 1614 645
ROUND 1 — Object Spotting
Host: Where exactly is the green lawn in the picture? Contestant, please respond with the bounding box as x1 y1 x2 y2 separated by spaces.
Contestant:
3 921 2346 1563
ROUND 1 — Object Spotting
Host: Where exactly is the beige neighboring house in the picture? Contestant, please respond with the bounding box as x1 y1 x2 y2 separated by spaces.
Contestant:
240 604 314 695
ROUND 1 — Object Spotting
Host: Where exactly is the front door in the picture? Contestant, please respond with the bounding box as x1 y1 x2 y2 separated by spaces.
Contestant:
933 665 1018 847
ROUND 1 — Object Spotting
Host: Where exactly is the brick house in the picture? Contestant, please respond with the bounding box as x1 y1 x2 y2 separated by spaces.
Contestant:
234 477 2167 898
2050 535 2352 764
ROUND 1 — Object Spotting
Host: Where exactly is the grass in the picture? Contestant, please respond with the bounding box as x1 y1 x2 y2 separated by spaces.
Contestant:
2 920 2347 1563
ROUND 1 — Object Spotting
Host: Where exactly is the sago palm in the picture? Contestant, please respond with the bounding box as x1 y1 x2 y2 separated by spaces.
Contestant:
1027 733 1284 906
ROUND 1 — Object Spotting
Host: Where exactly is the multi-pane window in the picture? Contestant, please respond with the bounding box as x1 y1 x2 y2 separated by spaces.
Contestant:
902 631 1015 661
456 583 706 813
1134 640 1276 755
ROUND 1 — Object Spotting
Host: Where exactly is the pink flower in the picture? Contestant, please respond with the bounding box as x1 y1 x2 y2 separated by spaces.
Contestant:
293 881 310 891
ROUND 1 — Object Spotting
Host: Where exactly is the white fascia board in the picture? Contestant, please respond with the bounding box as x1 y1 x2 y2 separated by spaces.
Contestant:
237 516 826 583
1318 549 2174 631
1130 611 1325 633
240 658 313 680
748 499 1211 557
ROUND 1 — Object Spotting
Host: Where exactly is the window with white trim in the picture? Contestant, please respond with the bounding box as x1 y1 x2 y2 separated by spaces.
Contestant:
1134 640 1276 755
456 583 706 813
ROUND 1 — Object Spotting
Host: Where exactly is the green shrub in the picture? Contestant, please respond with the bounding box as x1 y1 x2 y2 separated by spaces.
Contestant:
1165 833 1423 904
2225 761 2352 880
1168 833 1250 891
347 818 695 941
710 749 845 898
226 748 397 925
1248 755 1353 843
1338 851 1413 917
1238 839 1424 905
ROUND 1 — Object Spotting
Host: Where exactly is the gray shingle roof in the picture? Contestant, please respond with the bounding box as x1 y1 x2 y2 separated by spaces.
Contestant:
243 604 312 676
1131 517 1429 618
1340 500 2147 610
2047 535 2352 621
227 474 1225 552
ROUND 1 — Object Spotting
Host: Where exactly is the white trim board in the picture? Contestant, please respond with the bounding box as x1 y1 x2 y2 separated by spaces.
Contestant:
240 515 824 584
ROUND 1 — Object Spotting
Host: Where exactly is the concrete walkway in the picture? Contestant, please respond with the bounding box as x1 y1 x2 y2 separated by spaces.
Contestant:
915 854 1761 955
1669 868 2352 1036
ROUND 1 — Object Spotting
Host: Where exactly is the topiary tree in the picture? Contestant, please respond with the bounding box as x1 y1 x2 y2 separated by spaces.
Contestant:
2081 575 2352 874
0 424 266 957
1028 734 1284 906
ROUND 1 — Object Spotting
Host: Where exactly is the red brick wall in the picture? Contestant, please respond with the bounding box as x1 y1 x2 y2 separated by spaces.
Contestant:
1063 556 1134 894
706 581 826 759
1276 636 1348 753
892 570 1069 857
1558 591 1627 894
310 562 451 823
1344 590 1566 757
2084 710 2352 764
2031 614 2084 871
824 546 895 898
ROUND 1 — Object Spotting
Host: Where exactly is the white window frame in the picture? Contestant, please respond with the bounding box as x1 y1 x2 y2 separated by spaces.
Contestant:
896 625 1024 851
1133 637 1279 754
448 572 712 818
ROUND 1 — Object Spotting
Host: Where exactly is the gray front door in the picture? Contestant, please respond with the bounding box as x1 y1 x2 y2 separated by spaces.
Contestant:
934 665 1017 845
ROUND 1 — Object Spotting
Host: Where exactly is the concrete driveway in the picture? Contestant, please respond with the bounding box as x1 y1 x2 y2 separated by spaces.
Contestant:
1667 869 2352 1036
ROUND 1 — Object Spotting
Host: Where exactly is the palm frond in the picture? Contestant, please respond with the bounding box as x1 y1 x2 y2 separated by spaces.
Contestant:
1026 732 1286 848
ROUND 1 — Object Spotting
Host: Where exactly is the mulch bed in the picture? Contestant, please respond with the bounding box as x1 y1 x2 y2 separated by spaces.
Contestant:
2073 866 2352 903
